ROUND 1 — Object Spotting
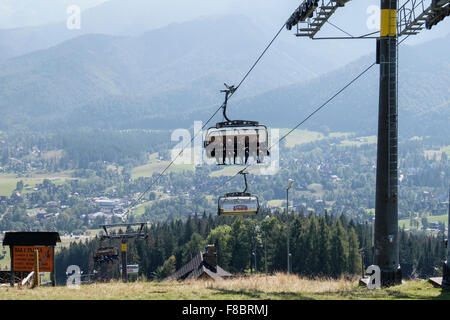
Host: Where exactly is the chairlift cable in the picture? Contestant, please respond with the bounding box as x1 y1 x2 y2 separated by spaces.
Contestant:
212 60 378 195
211 35 414 199
275 61 377 147
123 22 287 215
129 19 414 213
235 24 286 92
325 21 354 38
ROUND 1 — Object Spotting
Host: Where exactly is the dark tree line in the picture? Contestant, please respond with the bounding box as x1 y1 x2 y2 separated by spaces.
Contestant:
0 129 170 171
54 212 447 285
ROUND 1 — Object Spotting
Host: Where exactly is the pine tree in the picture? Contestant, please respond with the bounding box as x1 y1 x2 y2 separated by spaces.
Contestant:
230 218 253 272
304 215 320 275
330 219 348 278
317 216 331 276
347 227 362 275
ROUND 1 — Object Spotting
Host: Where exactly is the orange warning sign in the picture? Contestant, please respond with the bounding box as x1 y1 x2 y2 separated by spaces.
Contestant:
12 246 54 272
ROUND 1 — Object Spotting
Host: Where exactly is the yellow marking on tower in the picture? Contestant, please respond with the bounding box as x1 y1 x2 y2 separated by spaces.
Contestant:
380 9 397 37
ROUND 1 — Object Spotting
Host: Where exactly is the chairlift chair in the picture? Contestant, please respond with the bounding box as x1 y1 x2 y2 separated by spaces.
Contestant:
204 84 270 165
218 170 260 216
286 0 319 30
93 246 119 264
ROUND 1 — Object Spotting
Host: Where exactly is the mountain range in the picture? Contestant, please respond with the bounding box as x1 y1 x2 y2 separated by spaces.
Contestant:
0 13 448 139
0 15 340 130
230 33 450 138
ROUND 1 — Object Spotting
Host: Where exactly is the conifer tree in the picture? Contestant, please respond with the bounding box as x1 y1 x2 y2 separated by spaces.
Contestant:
330 219 348 277
347 228 362 275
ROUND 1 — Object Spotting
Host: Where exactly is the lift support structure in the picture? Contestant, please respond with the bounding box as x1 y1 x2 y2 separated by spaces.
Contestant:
286 0 449 286
99 222 148 282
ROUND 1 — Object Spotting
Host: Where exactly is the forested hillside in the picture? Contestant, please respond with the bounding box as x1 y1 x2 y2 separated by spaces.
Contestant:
55 213 446 285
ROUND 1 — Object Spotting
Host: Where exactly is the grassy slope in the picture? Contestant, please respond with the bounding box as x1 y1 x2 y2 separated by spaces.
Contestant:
0 274 449 300
279 129 351 149
131 160 194 179
399 213 448 230
0 172 75 196
209 165 261 177
282 129 325 148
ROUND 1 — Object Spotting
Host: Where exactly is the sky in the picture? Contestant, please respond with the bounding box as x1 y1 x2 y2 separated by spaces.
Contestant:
0 0 107 29
0 0 448 56
1 0 448 38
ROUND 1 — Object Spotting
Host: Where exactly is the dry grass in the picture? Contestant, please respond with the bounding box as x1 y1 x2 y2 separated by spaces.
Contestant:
0 273 449 300
205 273 356 294
0 273 357 300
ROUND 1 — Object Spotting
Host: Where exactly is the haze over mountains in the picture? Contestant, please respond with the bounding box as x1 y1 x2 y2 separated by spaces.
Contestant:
0 15 342 130
232 33 450 138
0 3 448 140
2 0 449 63
0 0 106 29
0 0 368 63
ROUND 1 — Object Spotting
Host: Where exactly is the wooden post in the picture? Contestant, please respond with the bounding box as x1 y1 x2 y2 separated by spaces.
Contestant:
51 246 56 287
32 249 39 288
121 238 127 283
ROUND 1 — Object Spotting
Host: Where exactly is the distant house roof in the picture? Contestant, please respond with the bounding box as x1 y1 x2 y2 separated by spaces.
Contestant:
2 232 61 246
165 246 232 282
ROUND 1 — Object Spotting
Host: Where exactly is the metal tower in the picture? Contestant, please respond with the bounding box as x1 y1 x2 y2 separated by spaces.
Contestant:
98 222 148 283
374 0 402 286
286 0 449 287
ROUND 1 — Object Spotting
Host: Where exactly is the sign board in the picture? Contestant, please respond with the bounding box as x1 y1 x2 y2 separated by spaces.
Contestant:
121 243 127 252
12 246 54 272
127 265 139 274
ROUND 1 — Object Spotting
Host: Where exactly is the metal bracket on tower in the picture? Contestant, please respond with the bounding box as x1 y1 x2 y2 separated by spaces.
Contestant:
285 0 351 38
97 222 149 283
397 0 449 36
